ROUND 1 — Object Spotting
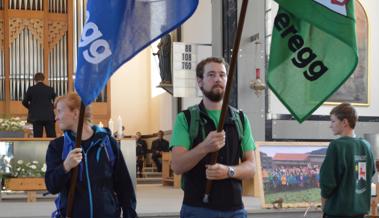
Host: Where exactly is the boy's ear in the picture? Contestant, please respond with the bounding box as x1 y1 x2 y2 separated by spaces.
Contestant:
342 118 350 128
73 108 80 120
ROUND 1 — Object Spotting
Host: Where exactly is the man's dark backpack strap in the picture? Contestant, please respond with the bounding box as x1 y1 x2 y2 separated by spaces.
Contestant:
183 105 205 146
228 106 245 142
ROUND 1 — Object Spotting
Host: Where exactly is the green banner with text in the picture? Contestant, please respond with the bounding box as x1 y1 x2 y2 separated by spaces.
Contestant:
268 0 358 122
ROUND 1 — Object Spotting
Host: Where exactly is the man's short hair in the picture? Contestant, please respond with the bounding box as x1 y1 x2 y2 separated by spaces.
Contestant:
196 57 229 79
330 102 358 129
34 72 45 82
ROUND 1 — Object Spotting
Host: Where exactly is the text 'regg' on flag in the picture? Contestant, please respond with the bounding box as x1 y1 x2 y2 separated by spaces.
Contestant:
268 0 358 122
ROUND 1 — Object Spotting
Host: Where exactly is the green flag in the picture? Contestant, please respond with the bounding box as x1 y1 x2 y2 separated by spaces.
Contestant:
267 0 358 123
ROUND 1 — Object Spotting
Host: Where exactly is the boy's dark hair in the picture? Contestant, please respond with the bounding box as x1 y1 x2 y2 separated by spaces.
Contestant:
34 72 45 82
196 57 229 79
330 102 358 129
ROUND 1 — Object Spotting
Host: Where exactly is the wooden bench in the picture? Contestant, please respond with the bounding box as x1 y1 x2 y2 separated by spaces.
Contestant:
162 152 181 188
4 177 46 202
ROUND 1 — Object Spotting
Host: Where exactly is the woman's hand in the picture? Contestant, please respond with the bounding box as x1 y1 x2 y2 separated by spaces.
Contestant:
63 148 83 173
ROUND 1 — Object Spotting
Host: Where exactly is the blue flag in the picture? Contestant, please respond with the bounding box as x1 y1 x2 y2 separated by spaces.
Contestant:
75 0 199 105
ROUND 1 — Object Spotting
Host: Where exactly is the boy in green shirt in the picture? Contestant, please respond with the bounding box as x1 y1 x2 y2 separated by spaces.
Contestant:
320 103 375 218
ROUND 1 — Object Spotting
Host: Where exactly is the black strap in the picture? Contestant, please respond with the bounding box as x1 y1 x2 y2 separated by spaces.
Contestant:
183 110 191 127
238 110 245 132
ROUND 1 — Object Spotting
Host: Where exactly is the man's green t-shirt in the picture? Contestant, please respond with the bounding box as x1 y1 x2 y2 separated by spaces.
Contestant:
170 109 255 152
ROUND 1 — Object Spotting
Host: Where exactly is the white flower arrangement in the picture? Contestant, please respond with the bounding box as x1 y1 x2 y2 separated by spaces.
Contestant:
7 159 46 178
0 117 26 132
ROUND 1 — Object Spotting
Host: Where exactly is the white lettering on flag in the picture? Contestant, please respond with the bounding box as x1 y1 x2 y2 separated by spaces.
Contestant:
313 0 347 16
79 11 112 64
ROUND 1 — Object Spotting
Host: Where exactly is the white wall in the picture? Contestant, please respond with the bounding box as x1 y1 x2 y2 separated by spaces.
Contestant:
181 0 212 110
109 0 214 135
149 94 172 132
110 46 173 135
237 0 266 140
182 0 212 44
269 0 379 117
110 50 151 135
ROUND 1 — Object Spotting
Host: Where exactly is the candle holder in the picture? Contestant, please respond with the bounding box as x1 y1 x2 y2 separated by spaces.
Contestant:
250 68 266 97
249 40 266 97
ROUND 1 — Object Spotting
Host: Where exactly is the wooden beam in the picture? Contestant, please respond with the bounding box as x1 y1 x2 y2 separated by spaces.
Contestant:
43 0 48 80
3 0 10 115
7 10 44 19
67 0 73 92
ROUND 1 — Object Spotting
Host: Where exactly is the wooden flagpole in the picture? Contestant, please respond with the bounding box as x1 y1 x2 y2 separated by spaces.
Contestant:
203 0 249 203
66 102 86 217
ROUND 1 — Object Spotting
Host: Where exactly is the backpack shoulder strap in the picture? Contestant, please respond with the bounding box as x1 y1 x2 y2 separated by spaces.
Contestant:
183 105 202 147
62 131 74 160
229 106 245 141
184 105 245 146
238 110 245 135
102 135 116 166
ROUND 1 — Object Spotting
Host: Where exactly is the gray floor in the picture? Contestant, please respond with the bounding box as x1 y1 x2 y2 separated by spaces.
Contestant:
0 184 323 218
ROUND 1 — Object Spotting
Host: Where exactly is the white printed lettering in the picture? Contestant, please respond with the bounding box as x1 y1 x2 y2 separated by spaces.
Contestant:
80 10 112 64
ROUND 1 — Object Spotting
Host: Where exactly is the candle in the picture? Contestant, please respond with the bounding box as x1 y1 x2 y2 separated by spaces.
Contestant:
371 183 376 197
108 118 114 135
99 121 104 128
117 115 123 138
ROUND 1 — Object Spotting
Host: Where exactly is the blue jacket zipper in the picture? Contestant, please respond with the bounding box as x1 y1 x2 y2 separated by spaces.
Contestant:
82 138 102 218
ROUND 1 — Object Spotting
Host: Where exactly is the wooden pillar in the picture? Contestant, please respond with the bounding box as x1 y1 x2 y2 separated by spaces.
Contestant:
67 0 74 92
26 191 37 202
3 0 10 115
43 0 49 79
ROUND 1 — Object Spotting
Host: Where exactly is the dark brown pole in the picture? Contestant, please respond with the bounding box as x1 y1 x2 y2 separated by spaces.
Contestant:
66 102 86 217
203 0 249 203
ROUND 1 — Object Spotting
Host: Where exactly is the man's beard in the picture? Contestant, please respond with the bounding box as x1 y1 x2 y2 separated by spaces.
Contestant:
201 86 224 102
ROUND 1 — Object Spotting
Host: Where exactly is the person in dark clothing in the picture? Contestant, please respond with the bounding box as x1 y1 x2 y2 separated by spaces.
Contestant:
136 132 147 178
170 57 256 218
22 72 56 137
151 130 169 172
45 93 137 218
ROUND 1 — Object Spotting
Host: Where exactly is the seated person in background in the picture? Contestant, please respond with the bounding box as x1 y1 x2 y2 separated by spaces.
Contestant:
151 130 169 172
136 132 148 178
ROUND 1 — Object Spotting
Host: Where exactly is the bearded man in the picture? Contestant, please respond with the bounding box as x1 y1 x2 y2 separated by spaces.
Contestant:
170 57 256 218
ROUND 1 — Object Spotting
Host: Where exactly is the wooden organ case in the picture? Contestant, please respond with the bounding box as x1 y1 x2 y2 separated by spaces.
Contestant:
0 0 110 128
